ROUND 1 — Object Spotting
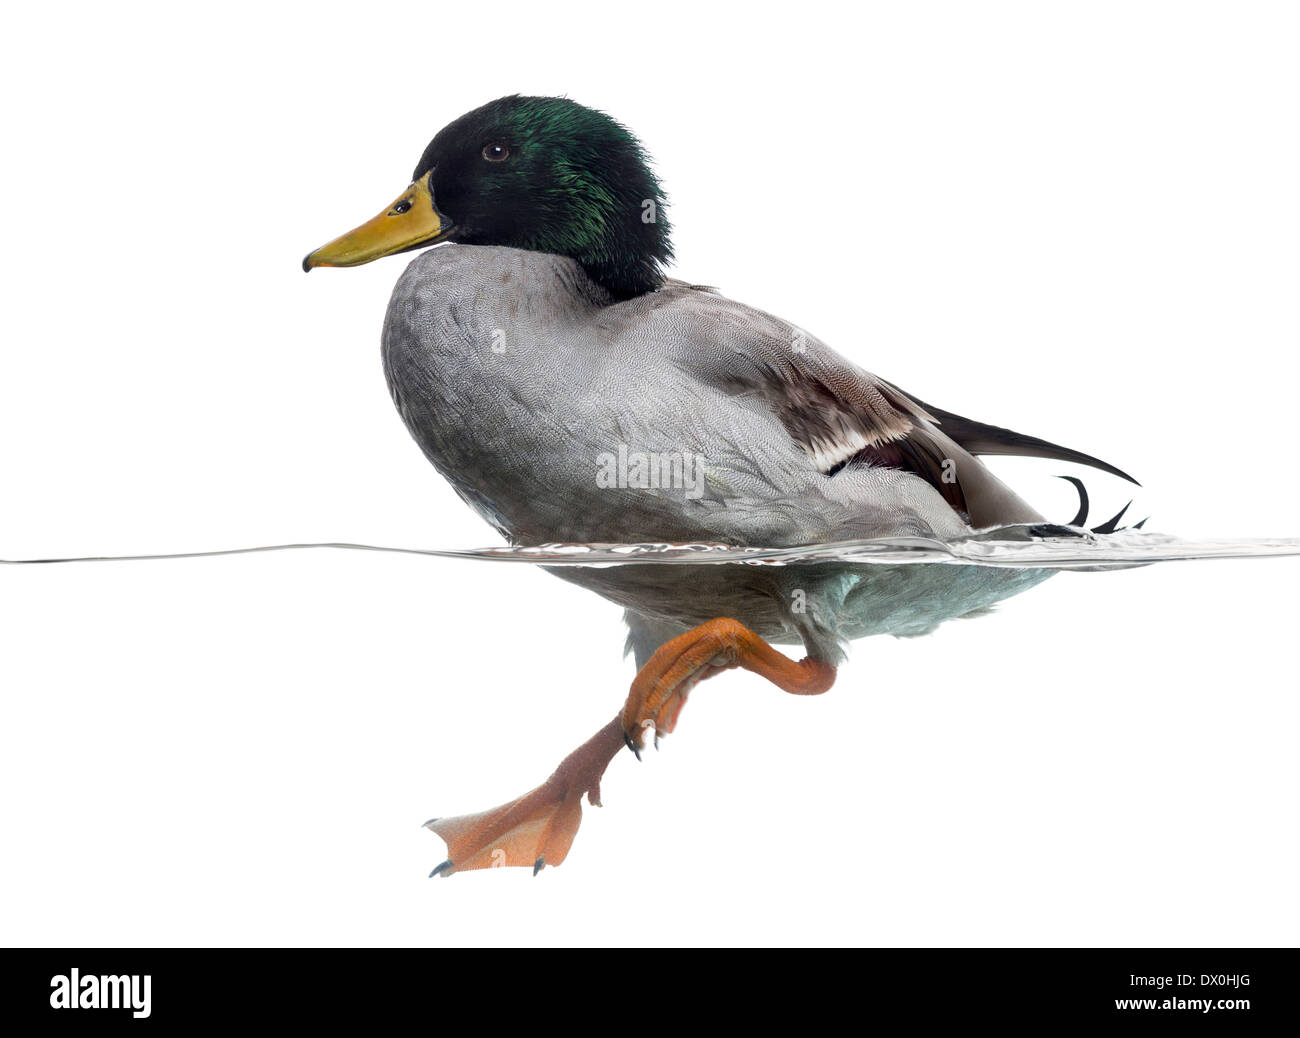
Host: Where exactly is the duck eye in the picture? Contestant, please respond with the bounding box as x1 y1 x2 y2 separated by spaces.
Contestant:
392 199 413 215
482 142 510 163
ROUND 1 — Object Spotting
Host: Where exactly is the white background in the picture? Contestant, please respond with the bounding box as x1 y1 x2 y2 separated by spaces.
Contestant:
2 1 1297 946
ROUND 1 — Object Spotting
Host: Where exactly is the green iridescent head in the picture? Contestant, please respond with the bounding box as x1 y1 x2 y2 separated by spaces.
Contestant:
304 95 673 300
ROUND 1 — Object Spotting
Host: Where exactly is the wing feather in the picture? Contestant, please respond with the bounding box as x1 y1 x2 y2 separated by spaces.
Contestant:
688 292 1134 528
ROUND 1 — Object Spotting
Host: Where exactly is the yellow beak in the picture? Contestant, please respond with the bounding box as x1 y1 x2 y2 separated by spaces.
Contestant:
302 172 450 271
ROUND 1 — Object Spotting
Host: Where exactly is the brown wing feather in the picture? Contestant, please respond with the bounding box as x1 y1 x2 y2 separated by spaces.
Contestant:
724 349 1136 528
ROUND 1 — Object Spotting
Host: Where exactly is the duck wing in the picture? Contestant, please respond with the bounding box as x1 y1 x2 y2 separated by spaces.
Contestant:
685 292 1135 528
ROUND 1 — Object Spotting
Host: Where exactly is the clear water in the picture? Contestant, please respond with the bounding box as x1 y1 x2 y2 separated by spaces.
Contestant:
4 527 1298 570
4 524 1298 947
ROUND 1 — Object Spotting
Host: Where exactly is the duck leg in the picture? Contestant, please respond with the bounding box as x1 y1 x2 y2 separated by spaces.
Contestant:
621 617 836 753
426 618 835 876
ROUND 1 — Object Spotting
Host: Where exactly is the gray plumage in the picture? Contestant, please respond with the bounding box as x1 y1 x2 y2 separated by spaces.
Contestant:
382 244 1066 664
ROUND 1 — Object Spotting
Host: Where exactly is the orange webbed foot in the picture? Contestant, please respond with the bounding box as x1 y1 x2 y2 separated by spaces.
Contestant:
425 716 624 876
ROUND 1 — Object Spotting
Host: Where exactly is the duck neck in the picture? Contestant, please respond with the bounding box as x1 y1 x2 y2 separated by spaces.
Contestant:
576 246 668 301
519 189 672 301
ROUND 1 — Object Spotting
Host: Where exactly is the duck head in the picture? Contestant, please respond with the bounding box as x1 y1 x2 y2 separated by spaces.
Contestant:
303 95 673 300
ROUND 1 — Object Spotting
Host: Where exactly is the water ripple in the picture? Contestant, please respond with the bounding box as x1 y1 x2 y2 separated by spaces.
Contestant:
4 528 1299 570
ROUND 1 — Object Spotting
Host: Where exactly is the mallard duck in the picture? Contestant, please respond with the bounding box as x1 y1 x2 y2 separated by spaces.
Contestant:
303 95 1135 876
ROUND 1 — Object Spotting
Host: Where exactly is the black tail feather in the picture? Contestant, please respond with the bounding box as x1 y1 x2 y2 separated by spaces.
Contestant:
914 401 1142 486
1056 475 1147 534
1091 501 1131 534
1059 476 1090 527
